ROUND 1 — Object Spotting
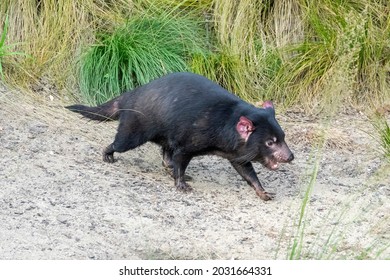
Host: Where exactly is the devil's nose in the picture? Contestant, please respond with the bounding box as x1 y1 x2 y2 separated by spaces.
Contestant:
287 153 294 162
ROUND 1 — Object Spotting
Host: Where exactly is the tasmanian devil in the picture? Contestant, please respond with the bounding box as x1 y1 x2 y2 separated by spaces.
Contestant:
66 72 294 201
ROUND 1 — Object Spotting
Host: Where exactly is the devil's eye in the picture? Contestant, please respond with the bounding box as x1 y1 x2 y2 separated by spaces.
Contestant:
266 137 277 147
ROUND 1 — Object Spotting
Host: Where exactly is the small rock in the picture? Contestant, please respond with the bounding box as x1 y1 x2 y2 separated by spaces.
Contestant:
57 214 72 225
29 122 48 135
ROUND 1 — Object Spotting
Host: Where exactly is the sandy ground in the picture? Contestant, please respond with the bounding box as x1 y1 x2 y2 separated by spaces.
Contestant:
0 82 389 260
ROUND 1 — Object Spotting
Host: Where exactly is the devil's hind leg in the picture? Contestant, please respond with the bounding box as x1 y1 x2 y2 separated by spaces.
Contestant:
103 116 149 163
171 150 193 192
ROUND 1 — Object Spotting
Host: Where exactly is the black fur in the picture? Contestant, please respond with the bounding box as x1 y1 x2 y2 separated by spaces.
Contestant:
67 72 294 200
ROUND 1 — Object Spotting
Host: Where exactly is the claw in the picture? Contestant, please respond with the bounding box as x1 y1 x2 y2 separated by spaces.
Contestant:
162 162 192 181
255 190 275 201
103 153 115 163
176 181 193 193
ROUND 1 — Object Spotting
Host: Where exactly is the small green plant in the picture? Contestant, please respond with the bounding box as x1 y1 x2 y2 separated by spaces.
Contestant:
372 116 390 162
78 13 207 105
280 150 389 259
381 121 390 161
277 119 390 260
288 149 321 260
0 15 26 80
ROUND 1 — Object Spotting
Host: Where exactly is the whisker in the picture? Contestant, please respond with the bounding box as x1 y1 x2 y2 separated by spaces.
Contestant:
231 150 258 164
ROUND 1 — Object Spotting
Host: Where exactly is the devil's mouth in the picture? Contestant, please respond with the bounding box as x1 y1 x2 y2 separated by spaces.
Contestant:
265 158 280 170
262 156 288 170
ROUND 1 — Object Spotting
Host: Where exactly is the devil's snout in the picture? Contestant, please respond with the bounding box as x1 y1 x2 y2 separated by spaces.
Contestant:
279 143 294 163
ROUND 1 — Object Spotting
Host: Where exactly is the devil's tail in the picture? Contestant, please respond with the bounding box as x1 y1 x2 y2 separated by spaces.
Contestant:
66 96 123 121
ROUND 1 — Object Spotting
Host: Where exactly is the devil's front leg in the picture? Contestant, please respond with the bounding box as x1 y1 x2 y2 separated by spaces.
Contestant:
230 161 274 201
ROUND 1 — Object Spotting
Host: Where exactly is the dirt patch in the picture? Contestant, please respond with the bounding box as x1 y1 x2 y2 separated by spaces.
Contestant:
0 83 389 259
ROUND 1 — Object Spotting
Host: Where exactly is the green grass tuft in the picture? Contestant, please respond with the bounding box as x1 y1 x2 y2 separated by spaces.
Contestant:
79 14 207 105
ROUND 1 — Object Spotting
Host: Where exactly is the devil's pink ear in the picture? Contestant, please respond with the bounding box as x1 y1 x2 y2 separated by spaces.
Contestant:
236 116 255 142
262 100 274 109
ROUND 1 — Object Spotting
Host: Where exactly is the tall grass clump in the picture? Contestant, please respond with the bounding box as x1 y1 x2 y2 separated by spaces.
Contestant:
271 0 390 109
0 0 98 87
79 14 207 105
353 1 390 103
268 0 304 49
0 15 27 81
1 0 389 109
210 0 274 101
190 43 283 102
190 50 246 97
